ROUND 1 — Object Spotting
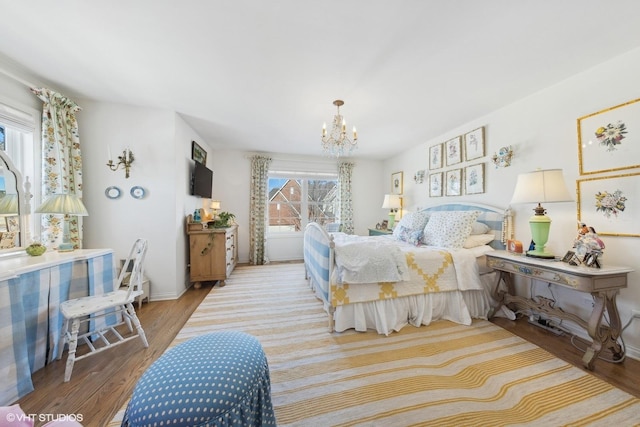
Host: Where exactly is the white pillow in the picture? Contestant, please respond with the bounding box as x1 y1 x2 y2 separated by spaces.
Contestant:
463 232 495 248
392 211 430 240
470 221 490 235
422 210 481 248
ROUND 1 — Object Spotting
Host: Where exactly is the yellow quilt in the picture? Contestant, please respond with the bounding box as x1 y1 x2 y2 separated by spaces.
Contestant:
330 245 482 307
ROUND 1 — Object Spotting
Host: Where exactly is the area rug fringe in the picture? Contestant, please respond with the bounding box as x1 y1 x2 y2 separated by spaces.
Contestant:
109 263 640 426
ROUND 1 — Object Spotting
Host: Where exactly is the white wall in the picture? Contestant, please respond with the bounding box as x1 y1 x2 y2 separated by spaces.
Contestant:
383 47 640 359
80 101 189 300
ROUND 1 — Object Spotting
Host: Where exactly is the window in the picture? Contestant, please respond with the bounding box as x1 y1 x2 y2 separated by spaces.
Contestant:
267 175 338 233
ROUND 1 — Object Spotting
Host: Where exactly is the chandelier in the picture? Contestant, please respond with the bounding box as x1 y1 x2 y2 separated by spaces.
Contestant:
321 99 358 157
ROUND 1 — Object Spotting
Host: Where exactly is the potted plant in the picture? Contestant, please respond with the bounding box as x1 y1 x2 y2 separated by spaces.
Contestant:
212 211 235 228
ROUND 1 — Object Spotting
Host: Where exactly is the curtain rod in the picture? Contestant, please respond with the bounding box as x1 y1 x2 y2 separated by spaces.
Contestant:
0 66 37 89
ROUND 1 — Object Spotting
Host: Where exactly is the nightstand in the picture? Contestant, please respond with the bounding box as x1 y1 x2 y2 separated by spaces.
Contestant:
486 250 632 370
368 228 393 236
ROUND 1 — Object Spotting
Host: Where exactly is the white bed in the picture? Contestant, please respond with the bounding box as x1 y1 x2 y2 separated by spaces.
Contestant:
303 203 511 335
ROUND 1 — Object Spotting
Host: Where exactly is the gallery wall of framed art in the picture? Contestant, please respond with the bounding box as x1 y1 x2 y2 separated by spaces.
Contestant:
426 126 486 197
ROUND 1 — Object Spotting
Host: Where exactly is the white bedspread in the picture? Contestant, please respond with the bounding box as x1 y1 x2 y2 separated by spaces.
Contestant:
332 234 410 283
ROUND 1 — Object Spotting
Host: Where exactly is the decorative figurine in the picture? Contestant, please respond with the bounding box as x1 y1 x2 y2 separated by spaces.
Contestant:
574 222 605 267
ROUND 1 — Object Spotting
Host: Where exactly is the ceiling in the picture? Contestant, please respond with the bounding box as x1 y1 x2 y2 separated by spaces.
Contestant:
2 1 640 160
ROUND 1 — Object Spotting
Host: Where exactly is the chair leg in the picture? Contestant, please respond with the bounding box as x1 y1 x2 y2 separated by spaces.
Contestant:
64 318 80 382
122 306 133 332
57 317 69 360
126 303 149 348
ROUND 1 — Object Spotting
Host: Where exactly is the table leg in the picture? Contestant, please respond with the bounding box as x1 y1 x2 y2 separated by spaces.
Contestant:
491 271 515 314
582 290 623 370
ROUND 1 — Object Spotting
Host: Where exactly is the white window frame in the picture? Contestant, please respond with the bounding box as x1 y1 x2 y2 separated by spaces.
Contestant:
267 171 338 236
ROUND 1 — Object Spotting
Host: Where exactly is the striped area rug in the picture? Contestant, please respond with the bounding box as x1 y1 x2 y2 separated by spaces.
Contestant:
111 263 640 426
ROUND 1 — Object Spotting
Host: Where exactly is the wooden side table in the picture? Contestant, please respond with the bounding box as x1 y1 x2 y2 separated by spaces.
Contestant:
186 219 238 289
486 250 632 370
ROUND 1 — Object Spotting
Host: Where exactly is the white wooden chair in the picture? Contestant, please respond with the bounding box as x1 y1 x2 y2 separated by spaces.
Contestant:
56 238 149 382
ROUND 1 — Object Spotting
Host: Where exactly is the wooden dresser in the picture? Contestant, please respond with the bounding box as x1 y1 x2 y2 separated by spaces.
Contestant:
186 220 238 288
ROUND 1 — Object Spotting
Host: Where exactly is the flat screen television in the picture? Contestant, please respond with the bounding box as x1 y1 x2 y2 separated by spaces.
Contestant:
191 162 213 198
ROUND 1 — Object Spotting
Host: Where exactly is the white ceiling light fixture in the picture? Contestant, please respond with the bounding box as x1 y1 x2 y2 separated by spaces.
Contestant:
321 99 358 157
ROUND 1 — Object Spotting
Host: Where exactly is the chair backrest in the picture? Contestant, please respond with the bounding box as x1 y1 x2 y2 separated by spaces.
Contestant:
116 238 149 301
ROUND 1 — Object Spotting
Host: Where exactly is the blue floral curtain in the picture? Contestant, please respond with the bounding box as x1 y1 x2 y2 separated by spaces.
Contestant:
338 161 354 234
31 88 83 249
249 155 272 265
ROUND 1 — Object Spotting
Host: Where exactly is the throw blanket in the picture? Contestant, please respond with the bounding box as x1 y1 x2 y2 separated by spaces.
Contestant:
333 235 410 283
330 242 484 307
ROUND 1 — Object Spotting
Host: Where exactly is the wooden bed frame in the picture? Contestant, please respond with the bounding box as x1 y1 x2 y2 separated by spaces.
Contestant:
303 203 512 333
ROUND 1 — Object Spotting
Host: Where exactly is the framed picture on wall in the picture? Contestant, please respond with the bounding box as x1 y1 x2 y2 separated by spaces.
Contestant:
577 171 640 237
578 98 640 175
445 169 462 196
464 163 485 194
429 172 443 197
464 127 485 161
445 136 462 166
191 140 207 165
391 171 403 195
428 143 443 170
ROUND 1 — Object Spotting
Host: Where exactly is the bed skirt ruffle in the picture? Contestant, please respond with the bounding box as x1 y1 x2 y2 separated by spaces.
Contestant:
332 273 496 335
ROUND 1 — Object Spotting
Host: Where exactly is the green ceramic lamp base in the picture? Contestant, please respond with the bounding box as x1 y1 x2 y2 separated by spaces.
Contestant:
527 211 554 259
388 212 396 229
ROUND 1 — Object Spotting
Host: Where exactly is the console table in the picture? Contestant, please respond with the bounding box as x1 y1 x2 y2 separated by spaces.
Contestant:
486 250 632 370
0 249 114 405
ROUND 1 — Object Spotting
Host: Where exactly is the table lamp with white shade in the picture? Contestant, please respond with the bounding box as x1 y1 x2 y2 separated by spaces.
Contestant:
210 200 221 220
36 193 88 252
510 169 573 259
382 194 402 229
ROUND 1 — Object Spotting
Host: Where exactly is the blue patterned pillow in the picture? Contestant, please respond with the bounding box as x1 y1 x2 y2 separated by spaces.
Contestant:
392 211 430 240
423 210 481 248
407 229 424 246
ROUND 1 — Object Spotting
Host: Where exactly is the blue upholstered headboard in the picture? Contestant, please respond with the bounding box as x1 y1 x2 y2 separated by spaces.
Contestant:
419 203 511 250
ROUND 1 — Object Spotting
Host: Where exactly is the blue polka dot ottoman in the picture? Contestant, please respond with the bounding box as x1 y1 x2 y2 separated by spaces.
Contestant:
121 331 277 426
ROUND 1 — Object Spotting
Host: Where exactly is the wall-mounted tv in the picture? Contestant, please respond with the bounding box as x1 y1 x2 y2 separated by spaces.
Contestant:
191 162 213 198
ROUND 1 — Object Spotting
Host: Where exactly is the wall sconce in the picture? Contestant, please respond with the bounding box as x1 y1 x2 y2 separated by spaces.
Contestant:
491 146 514 168
107 147 134 178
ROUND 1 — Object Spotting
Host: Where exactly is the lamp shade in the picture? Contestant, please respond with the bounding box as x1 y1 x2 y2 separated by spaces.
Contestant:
381 194 402 209
210 200 221 210
510 169 573 205
0 194 19 215
36 194 88 216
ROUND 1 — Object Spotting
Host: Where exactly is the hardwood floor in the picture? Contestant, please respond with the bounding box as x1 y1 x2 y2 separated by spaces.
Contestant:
491 316 640 399
16 285 640 426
